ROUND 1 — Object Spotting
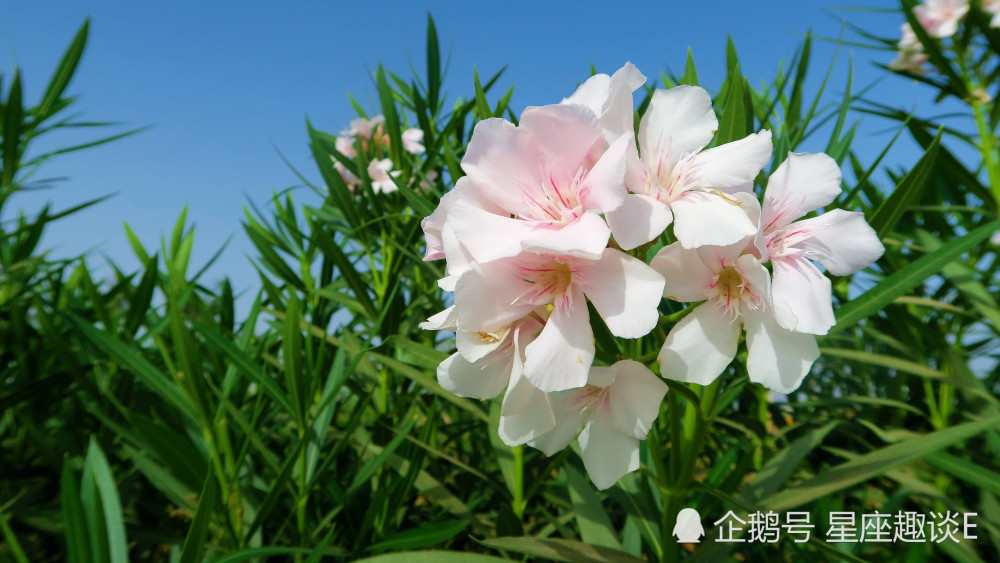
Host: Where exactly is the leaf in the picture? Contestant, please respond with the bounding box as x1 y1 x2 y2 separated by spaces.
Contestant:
680 48 698 86
924 452 1000 497
739 421 838 503
37 19 89 118
564 464 622 550
608 474 662 560
480 537 644 563
60 459 89 563
3 71 24 188
473 67 493 120
354 552 509 563
85 439 129 563
760 415 1000 511
714 63 750 145
425 13 441 113
828 219 1000 335
368 520 469 552
869 129 942 237
178 472 219 563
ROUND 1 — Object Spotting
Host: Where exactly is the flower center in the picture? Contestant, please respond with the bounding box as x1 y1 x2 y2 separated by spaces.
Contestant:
516 257 576 305
645 150 700 202
572 384 610 413
527 167 585 223
708 265 762 319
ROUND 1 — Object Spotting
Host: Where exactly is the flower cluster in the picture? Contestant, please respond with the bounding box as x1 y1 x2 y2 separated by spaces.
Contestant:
890 0 1000 73
420 63 883 489
333 115 426 193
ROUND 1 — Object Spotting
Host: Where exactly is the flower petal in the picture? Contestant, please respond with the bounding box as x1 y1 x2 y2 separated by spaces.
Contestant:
447 199 550 264
671 190 758 249
607 360 668 439
522 211 611 260
650 242 716 302
520 103 605 175
658 303 740 385
522 287 594 392
794 209 885 276
564 62 646 143
461 118 546 214
692 130 773 190
639 86 718 166
579 412 640 490
606 193 673 250
437 350 512 400
454 260 536 332
771 256 835 335
578 135 629 212
420 306 458 331
499 387 557 446
743 307 819 393
525 395 586 454
761 152 842 233
578 248 665 338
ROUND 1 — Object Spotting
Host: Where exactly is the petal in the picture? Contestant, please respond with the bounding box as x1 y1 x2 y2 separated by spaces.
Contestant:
761 152 842 233
692 130 773 190
447 199 550 264
579 412 640 490
499 387 558 446
607 360 668 439
770 256 835 335
564 62 646 143
456 326 508 362
500 318 545 415
606 193 673 250
461 118 546 214
520 104 605 174
793 209 885 276
578 248 665 338
419 306 458 331
522 211 611 260
639 86 718 166
454 260 536 332
671 190 758 249
437 350 511 400
658 303 740 385
743 307 819 393
650 242 715 302
522 287 594 392
525 395 586 454
578 134 629 212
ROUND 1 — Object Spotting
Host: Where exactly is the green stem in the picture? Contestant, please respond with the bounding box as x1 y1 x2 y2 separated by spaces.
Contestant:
511 445 525 519
971 100 1000 209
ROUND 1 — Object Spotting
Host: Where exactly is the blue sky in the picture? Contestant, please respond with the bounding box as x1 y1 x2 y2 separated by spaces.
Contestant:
0 1 944 312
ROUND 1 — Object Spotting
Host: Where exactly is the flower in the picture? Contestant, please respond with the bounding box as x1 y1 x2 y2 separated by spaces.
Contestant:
985 0 1000 28
651 194 821 393
915 0 969 38
760 153 884 336
606 85 773 250
367 158 400 194
344 115 385 138
453 245 664 392
562 62 646 144
525 360 668 490
890 24 929 73
402 128 425 154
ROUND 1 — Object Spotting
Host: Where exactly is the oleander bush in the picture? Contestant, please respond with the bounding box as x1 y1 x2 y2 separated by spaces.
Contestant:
2 2 1000 561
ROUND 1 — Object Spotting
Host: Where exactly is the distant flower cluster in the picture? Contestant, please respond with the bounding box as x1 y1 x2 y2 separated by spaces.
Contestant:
420 63 883 489
333 115 427 194
891 0 1000 73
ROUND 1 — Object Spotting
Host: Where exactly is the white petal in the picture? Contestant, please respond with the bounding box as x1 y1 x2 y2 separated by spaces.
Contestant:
606 193 673 250
499 387 557 446
579 412 640 490
500 318 545 415
671 190 758 249
692 130 772 190
578 135 629 212
457 327 508 363
526 396 586 455
454 260 536 332
650 242 715 302
658 303 740 385
420 306 458 331
522 287 594 392
607 360 668 439
761 152 842 233
522 211 611 260
743 307 819 393
771 256 835 335
564 63 646 143
639 86 718 166
794 209 885 276
437 350 511 400
578 248 665 338
447 199 549 264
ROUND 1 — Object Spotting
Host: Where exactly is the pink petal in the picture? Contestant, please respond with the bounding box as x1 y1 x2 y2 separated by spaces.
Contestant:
577 134 629 212
578 248 665 338
761 152 842 233
792 209 885 276
606 193 673 251
454 260 536 332
522 211 611 260
519 104 605 176
650 242 715 302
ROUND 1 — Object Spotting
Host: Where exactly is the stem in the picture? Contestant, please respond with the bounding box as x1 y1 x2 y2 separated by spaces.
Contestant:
971 100 1000 209
511 445 525 519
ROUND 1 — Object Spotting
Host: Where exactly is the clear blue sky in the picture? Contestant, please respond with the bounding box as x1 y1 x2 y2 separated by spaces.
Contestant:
0 1 946 312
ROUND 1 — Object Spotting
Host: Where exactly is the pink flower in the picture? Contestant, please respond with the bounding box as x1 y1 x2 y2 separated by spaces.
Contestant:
606 85 773 250
344 115 385 138
402 128 425 154
915 0 969 38
562 62 646 144
985 0 1000 28
760 153 884 336
525 360 668 490
367 158 400 194
453 246 664 392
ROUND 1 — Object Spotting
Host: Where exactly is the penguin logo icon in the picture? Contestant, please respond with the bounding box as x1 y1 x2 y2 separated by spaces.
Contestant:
673 508 705 543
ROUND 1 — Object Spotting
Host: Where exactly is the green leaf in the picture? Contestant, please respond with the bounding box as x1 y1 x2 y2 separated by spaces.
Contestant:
60 459 89 563
85 439 129 563
368 520 469 552
354 552 509 563
740 421 838 503
828 219 1000 335
924 452 1000 497
481 537 644 563
426 13 441 112
376 64 403 165
178 472 219 563
473 67 493 121
37 19 88 119
608 474 662 560
869 129 942 237
714 63 750 145
564 464 622 550
681 48 698 86
761 415 1000 511
2 71 23 188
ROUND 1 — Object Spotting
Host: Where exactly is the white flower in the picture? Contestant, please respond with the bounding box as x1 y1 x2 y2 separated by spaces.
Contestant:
524 360 668 490
367 158 400 194
562 62 646 144
606 85 773 250
985 0 1000 28
402 128 425 154
915 0 969 38
760 153 884 336
344 115 385 138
